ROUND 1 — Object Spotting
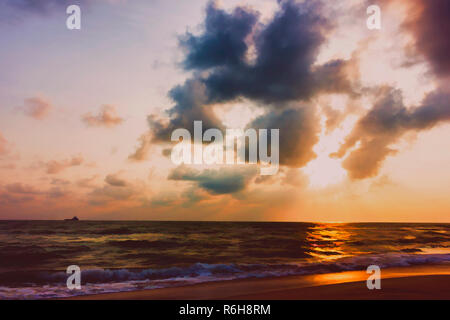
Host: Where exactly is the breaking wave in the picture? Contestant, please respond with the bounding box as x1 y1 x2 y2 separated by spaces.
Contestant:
1 252 448 299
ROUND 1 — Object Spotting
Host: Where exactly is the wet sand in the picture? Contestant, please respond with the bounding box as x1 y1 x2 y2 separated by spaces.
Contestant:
65 264 450 300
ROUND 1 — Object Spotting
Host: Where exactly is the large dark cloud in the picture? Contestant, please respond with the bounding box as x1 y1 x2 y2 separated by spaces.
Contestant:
403 0 450 78
188 0 353 104
129 78 224 160
137 0 355 169
150 79 223 142
168 166 257 195
330 0 450 180
180 2 259 70
333 86 450 179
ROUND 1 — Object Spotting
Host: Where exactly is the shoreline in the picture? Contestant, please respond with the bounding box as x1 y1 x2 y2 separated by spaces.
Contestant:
63 263 450 300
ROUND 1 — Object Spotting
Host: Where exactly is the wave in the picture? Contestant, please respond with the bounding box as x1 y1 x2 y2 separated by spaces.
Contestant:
0 252 449 299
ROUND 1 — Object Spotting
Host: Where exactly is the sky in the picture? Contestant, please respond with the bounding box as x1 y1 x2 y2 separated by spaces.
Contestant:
0 0 449 222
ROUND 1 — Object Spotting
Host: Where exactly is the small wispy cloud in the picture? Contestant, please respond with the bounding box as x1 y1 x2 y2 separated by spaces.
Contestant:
45 155 84 174
20 96 52 120
82 105 124 128
128 132 152 161
105 172 128 187
5 182 41 195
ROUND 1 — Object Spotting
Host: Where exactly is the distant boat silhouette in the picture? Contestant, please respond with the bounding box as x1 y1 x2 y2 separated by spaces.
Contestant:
64 216 79 221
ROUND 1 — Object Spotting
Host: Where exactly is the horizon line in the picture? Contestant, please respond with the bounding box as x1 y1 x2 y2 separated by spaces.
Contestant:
0 219 449 224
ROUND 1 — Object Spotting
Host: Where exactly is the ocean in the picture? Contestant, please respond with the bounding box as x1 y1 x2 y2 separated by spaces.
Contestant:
0 221 449 299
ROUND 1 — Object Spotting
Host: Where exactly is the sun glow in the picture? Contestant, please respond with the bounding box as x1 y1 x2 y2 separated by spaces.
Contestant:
304 152 346 188
303 114 356 188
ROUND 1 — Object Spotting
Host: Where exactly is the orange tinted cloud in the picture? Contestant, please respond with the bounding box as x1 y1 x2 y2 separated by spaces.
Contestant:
45 155 84 174
5 183 41 195
128 133 152 161
105 172 128 187
87 184 137 206
22 96 52 120
77 175 99 188
333 86 450 179
82 105 124 128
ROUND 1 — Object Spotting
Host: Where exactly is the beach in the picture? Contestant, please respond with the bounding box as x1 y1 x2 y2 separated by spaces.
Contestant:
65 264 450 300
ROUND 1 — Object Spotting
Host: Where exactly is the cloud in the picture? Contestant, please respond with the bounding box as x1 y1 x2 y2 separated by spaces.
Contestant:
5 183 41 194
128 132 153 161
1 182 69 205
370 175 394 191
50 178 71 186
105 173 127 187
249 105 319 167
77 175 99 188
87 184 136 206
168 165 258 195
46 186 69 199
82 105 124 128
45 155 84 174
180 187 210 207
402 0 450 78
148 192 180 208
180 2 259 70
86 175 146 206
333 86 450 179
21 96 52 120
322 105 347 133
282 168 309 187
183 0 353 104
0 192 34 205
135 0 356 168
130 82 223 160
146 78 224 143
